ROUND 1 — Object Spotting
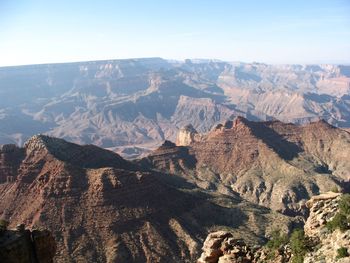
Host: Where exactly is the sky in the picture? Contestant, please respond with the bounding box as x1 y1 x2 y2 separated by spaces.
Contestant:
0 0 349 66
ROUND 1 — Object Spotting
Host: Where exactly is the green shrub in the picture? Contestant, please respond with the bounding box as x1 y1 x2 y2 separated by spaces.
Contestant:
331 186 339 193
266 229 289 250
290 229 308 263
327 194 350 232
336 247 349 259
291 254 305 263
339 194 350 214
326 213 349 232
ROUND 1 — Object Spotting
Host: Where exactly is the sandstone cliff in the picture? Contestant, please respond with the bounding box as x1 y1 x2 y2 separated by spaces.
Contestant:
176 124 201 146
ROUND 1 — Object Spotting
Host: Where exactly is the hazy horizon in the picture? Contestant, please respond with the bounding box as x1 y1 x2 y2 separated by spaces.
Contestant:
1 57 350 69
1 0 350 67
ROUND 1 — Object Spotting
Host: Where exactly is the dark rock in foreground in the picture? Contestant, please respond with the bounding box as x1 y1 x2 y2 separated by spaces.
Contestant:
0 225 56 263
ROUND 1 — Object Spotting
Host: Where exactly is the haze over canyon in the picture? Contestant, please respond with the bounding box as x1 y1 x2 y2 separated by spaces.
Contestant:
0 58 349 158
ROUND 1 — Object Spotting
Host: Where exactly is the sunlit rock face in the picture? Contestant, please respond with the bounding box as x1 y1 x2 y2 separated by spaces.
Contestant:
142 118 350 216
176 124 201 146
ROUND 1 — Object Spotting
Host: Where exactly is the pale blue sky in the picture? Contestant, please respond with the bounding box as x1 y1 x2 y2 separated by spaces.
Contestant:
0 0 349 66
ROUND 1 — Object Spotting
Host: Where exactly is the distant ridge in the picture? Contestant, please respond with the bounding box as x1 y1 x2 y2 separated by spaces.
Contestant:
0 57 349 158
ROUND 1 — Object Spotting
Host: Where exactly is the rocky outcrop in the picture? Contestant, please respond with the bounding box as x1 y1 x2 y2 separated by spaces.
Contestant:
0 225 56 263
176 124 202 146
197 231 291 263
197 193 350 263
304 192 342 237
304 193 350 263
197 231 255 263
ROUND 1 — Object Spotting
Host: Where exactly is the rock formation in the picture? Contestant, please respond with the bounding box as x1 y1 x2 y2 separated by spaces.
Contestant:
198 193 350 263
176 124 201 146
197 231 255 263
304 193 350 262
197 230 292 263
142 118 350 215
0 135 293 262
0 225 56 263
304 192 342 237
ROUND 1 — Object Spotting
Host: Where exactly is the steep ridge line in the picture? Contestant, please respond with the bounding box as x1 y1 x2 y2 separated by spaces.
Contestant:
0 134 294 262
141 117 350 216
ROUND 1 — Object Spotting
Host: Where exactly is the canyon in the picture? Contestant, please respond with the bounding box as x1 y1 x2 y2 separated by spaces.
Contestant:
0 58 350 262
0 118 349 262
0 132 295 262
0 58 349 159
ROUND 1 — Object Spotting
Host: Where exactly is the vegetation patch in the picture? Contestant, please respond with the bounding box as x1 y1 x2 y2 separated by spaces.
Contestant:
265 228 313 263
266 229 289 250
336 247 349 259
289 229 312 263
326 194 350 232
